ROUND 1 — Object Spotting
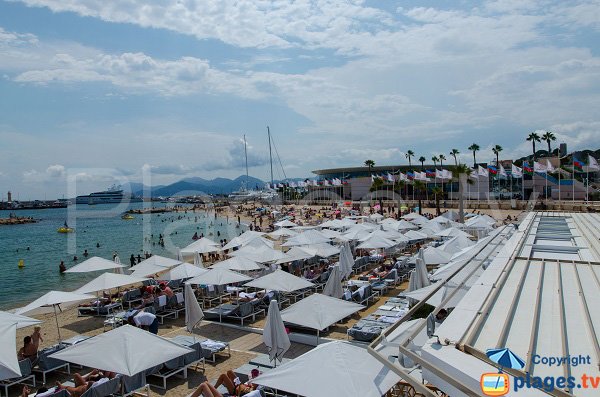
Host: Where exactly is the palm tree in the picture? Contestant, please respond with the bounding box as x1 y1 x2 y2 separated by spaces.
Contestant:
369 176 384 192
492 145 503 166
364 159 375 173
439 154 446 169
542 131 556 155
418 156 426 170
450 149 460 166
413 180 426 215
468 143 480 167
431 156 439 168
406 150 414 168
431 186 443 216
526 132 541 161
451 164 472 223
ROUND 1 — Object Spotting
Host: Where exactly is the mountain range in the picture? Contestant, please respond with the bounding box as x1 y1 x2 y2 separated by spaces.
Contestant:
124 175 268 197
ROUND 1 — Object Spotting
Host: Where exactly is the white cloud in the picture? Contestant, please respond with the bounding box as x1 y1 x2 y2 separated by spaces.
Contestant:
46 164 65 177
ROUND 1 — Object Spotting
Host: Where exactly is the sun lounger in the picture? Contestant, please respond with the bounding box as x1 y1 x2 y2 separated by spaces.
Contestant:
80 376 121 397
121 289 143 309
27 388 68 397
153 295 177 324
203 303 238 321
33 345 71 384
147 340 206 390
78 302 123 317
248 354 291 369
225 301 265 326
1 359 36 397
115 373 150 397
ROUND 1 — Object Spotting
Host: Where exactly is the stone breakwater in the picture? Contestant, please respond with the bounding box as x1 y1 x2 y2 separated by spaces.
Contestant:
0 216 37 225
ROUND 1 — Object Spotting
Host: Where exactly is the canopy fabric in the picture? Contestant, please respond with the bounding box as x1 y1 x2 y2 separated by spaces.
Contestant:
209 256 262 271
322 265 343 299
402 280 469 307
50 325 192 376
130 255 181 277
184 283 203 333
465 215 495 229
298 244 340 258
75 273 149 294
229 245 287 263
276 247 314 264
268 228 298 239
280 293 363 331
180 237 221 255
262 300 291 363
163 263 208 281
0 310 42 329
319 229 345 240
64 256 125 273
319 219 344 229
0 323 20 381
434 227 471 239
356 233 396 249
404 230 428 241
253 341 400 397
281 230 330 247
415 246 452 265
402 212 429 223
223 231 266 250
16 291 95 316
193 252 204 267
338 242 354 279
439 235 475 255
396 220 419 231
185 268 251 286
441 210 460 221
245 270 313 292
274 219 298 228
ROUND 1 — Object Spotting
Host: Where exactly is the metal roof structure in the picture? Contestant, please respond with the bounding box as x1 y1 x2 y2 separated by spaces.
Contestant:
369 212 600 397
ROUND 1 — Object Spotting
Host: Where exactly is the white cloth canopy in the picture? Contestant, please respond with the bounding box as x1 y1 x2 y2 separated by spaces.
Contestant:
184 283 203 333
163 263 208 281
253 341 400 397
356 233 396 249
280 293 363 331
0 310 41 329
439 235 475 255
281 230 331 247
402 280 470 307
319 219 344 229
64 256 125 273
298 244 340 258
263 300 291 363
185 268 251 286
319 228 346 240
434 227 471 239
276 247 314 264
50 325 193 376
338 242 354 279
268 228 298 239
209 257 262 271
130 255 181 277
0 323 20 381
404 230 428 241
181 237 220 255
322 265 343 299
245 269 313 292
16 291 95 316
402 212 429 224
413 246 452 265
223 231 266 250
193 252 204 267
274 219 298 228
229 245 288 263
75 273 149 294
396 220 419 231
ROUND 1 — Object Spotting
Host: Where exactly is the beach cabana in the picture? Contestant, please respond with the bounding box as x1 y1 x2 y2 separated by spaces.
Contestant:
180 237 221 255
244 269 313 293
50 325 192 376
253 341 399 397
75 273 149 294
0 323 21 380
209 256 262 271
163 263 208 281
64 256 124 273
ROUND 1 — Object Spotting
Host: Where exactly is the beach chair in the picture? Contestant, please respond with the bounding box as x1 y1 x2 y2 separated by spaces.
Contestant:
1 359 36 397
164 294 186 319
79 377 121 397
153 295 176 324
121 289 142 309
226 300 265 326
203 303 238 322
116 373 150 397
33 345 71 384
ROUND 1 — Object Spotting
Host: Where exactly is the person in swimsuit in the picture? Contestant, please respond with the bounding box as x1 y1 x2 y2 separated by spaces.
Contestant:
17 336 38 361
213 370 258 396
55 370 115 397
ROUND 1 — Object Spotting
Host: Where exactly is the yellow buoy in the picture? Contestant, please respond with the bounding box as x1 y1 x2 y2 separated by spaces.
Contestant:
18 259 25 268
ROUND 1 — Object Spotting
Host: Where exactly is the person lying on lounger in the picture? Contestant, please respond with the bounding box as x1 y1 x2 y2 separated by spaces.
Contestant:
213 369 259 396
55 369 115 397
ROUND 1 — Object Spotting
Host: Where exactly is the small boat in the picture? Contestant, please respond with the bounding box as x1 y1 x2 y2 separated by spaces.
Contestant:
57 227 74 233
121 214 134 220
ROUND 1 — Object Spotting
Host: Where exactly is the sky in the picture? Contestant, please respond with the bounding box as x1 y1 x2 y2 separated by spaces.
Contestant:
0 0 599 199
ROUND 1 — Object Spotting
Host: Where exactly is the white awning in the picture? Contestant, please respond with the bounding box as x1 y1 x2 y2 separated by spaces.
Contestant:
244 269 313 292
280 293 363 331
162 263 208 281
185 268 252 286
209 257 263 271
75 273 149 294
64 256 125 273
180 237 221 254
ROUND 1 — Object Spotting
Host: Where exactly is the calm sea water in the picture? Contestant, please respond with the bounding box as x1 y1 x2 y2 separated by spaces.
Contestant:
0 203 244 309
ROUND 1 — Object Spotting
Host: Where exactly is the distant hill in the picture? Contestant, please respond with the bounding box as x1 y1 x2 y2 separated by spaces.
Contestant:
133 175 266 197
514 148 599 165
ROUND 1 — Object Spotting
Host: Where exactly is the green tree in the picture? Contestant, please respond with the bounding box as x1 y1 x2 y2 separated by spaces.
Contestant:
431 156 439 168
439 154 446 168
431 186 443 216
492 145 503 166
364 159 375 172
419 156 426 170
413 180 426 215
468 143 480 167
450 149 460 166
406 150 414 168
527 132 541 161
542 131 556 155
369 176 384 192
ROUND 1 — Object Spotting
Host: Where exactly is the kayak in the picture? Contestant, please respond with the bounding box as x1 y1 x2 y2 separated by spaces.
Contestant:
121 214 134 220
57 227 74 233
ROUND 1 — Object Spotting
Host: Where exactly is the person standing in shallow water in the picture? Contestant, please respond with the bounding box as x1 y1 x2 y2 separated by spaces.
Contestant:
130 254 136 267
59 261 66 273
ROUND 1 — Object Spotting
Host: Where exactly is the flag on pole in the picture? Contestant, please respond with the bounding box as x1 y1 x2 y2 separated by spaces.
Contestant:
470 168 479 179
523 162 534 176
443 169 453 179
545 160 555 173
499 165 507 177
407 171 415 180
573 157 584 172
386 173 395 183
511 164 523 178
478 165 489 177
588 155 599 171
487 165 498 175
534 161 547 173
426 169 436 178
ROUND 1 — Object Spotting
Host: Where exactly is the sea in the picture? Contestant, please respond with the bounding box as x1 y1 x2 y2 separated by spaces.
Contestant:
0 202 245 310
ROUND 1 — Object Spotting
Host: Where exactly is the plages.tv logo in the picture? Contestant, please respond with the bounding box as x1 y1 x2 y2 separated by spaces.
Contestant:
481 348 525 396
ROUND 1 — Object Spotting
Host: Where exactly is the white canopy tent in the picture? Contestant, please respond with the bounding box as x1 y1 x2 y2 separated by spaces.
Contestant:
130 255 181 277
185 268 252 286
75 273 149 294
180 237 221 255
253 341 400 397
50 325 193 376
64 256 125 273
280 293 363 331
282 229 331 247
229 245 288 263
0 323 20 381
223 231 266 250
298 244 340 258
209 256 263 271
244 269 313 293
0 311 41 329
163 263 208 281
274 219 298 228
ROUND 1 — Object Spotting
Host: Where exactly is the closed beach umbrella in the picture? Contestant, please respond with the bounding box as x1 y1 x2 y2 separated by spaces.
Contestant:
263 300 291 365
74 273 149 294
50 325 192 376
193 252 204 267
64 256 124 273
415 255 431 287
0 310 41 329
176 247 183 261
486 348 525 370
184 284 204 333
164 263 208 281
0 323 20 380
322 265 343 299
338 242 354 279
16 291 95 342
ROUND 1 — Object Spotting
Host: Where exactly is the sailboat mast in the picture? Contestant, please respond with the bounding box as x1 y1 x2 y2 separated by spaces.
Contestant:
267 126 274 188
243 134 249 190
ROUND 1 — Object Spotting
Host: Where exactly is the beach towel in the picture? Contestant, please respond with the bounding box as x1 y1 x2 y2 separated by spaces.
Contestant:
176 292 184 304
157 295 167 307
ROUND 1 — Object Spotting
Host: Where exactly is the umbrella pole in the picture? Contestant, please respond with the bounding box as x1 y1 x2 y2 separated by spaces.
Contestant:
53 304 62 343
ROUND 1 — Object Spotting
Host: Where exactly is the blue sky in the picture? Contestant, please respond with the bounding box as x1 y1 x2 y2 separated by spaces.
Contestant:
0 0 599 199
